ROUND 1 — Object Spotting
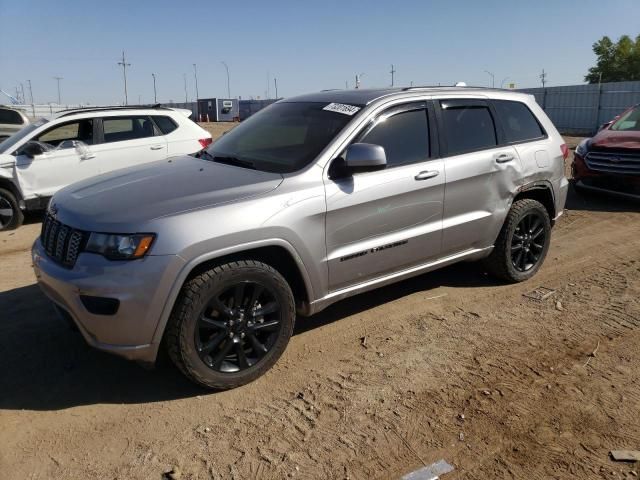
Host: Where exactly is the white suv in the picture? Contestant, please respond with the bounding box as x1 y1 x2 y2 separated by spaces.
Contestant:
0 106 212 230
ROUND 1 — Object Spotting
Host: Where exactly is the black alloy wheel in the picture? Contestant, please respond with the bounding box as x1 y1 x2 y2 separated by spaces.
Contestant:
510 212 547 272
195 281 282 373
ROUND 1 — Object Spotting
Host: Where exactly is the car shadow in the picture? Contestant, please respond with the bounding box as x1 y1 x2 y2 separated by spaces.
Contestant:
565 181 640 213
0 261 498 411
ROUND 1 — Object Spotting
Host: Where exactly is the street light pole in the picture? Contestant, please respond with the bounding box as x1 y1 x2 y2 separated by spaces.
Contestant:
53 76 63 104
193 64 200 120
484 70 495 88
117 51 131 105
500 77 511 89
151 73 157 103
183 74 188 103
221 61 231 98
27 79 34 104
274 77 278 99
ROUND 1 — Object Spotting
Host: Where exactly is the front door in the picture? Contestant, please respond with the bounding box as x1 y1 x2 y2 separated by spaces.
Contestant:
324 103 444 291
15 118 98 198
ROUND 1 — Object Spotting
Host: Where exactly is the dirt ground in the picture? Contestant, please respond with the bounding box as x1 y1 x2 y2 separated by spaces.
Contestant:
1 141 639 480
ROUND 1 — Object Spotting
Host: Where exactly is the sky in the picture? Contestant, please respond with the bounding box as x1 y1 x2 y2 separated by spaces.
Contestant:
1 0 639 106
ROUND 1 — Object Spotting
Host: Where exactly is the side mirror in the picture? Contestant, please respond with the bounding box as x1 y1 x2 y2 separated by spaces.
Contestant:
344 143 387 171
20 141 45 158
598 121 612 132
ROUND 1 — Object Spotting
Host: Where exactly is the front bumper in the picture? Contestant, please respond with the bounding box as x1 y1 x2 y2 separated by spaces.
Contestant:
32 239 185 364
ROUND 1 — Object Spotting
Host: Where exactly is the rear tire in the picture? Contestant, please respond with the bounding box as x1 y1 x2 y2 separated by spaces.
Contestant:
165 260 295 390
483 199 551 283
0 187 23 231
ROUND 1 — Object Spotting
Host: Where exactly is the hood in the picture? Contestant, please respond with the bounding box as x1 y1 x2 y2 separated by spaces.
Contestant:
53 156 283 229
591 129 640 150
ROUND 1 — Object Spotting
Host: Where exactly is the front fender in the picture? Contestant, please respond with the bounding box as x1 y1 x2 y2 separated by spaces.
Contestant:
149 237 315 346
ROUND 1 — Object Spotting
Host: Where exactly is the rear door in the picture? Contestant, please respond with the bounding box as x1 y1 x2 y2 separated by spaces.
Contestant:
324 102 444 291
91 115 168 174
436 98 523 255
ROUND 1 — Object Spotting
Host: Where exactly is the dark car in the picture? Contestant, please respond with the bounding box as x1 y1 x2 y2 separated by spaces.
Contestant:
573 103 640 200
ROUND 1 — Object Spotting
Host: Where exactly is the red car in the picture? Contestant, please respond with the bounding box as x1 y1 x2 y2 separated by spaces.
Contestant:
573 103 640 200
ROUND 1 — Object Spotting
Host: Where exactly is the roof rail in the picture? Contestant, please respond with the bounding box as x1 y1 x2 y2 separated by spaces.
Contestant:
56 104 170 117
401 85 510 92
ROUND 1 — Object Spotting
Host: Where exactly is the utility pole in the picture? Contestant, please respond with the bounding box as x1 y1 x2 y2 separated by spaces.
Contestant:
27 80 33 104
274 77 278 99
484 70 495 88
53 76 63 104
540 69 547 88
345 80 348 89
193 63 200 100
390 64 396 87
19 83 26 104
355 73 364 89
151 73 157 103
117 51 131 105
138 94 142 105
183 74 188 103
266 71 270 99
221 62 231 98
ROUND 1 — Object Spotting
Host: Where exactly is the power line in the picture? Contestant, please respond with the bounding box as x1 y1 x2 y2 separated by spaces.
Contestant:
117 50 131 105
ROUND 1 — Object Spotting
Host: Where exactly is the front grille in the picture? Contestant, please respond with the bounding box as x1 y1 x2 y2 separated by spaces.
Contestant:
585 150 640 175
41 214 87 268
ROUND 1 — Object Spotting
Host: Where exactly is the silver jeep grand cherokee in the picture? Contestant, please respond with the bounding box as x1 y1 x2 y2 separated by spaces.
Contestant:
32 87 569 389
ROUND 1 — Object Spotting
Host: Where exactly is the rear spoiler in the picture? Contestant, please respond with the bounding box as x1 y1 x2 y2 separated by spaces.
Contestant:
169 108 192 117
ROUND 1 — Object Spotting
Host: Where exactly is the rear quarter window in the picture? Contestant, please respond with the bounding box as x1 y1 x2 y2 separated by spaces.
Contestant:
152 116 178 135
493 100 545 143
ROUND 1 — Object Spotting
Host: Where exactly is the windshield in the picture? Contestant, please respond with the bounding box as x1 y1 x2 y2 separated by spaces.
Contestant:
0 118 48 153
610 105 640 131
205 102 362 173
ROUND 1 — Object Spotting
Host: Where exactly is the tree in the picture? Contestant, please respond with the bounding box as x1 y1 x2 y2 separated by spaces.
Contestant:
585 34 640 83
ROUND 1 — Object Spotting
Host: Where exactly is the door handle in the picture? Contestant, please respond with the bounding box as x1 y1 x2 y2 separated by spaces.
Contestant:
150 144 164 150
414 170 439 181
80 154 95 160
495 153 515 163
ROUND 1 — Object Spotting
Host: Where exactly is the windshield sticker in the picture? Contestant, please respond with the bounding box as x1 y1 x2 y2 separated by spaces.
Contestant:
323 103 361 116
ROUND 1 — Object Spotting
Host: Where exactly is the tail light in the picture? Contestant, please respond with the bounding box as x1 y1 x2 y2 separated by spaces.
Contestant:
560 143 569 161
199 138 212 149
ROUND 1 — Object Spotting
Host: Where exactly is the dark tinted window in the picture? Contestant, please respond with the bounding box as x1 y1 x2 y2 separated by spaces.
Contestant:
36 119 94 146
153 115 178 134
493 100 544 142
0 108 24 125
441 103 497 155
208 102 357 173
360 109 429 166
102 116 156 143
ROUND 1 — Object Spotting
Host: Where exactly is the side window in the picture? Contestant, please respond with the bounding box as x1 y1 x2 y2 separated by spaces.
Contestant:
493 100 545 143
36 119 94 147
440 102 497 155
0 109 24 125
102 116 156 143
359 109 429 167
152 116 178 135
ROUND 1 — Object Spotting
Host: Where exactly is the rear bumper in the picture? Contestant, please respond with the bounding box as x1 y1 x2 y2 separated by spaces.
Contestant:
32 239 185 364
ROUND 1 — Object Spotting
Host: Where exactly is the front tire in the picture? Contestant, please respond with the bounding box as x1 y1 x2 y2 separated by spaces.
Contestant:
0 188 24 231
483 199 551 283
166 260 295 390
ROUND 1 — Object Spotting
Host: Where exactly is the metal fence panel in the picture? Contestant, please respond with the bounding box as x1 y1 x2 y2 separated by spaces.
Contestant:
518 81 640 135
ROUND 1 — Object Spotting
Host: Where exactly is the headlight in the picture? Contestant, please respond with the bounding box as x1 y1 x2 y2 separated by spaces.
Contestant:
575 139 590 158
85 233 155 260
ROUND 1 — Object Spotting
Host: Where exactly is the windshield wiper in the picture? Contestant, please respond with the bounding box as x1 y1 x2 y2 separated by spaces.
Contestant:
210 154 257 170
